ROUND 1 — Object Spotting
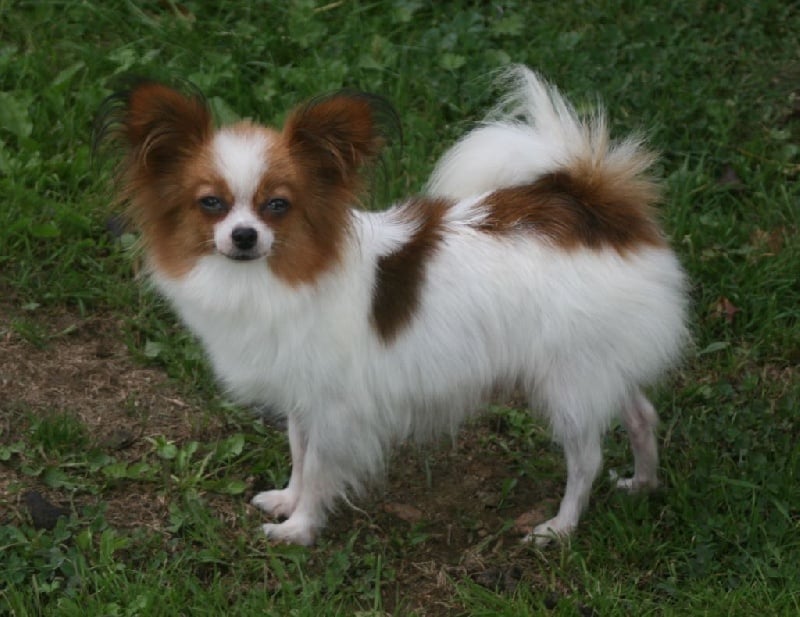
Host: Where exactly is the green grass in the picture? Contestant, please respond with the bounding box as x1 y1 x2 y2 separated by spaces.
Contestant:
2 0 799 615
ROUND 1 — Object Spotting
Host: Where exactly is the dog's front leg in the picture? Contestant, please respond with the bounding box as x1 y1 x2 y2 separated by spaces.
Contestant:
252 416 307 519
258 419 339 546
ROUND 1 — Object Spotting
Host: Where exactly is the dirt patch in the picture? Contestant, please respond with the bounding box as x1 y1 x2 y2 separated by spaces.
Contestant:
0 303 220 526
345 429 562 614
0 302 564 614
0 306 200 442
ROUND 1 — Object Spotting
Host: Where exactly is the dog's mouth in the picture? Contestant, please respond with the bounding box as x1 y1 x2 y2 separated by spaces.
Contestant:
219 249 267 262
230 253 263 262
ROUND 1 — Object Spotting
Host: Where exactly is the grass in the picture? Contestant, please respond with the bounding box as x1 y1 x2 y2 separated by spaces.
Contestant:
1 0 799 615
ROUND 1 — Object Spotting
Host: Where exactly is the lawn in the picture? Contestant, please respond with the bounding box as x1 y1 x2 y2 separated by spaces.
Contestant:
1 1 799 615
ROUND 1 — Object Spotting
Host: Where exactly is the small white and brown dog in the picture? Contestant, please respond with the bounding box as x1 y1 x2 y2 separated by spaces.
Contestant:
99 65 688 546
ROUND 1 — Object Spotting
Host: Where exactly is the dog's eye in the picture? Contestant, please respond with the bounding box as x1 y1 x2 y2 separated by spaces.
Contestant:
263 197 291 215
198 196 227 213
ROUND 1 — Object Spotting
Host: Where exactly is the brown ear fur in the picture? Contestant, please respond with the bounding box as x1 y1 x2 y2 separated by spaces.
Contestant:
94 81 216 276
95 80 212 180
123 82 212 173
282 92 396 200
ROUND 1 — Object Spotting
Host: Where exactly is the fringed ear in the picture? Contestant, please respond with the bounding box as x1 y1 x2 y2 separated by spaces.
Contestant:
94 79 212 176
282 91 400 194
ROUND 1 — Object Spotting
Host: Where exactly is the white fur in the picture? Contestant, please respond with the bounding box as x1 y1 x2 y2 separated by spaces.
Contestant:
212 128 271 199
211 129 274 258
427 66 650 200
150 66 688 546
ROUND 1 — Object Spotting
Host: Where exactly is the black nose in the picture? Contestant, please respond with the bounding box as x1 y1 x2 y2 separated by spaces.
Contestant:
231 227 258 250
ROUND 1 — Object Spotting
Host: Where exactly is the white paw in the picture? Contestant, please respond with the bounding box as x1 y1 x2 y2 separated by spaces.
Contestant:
261 517 316 546
615 477 637 491
251 489 298 519
522 518 574 547
610 470 658 492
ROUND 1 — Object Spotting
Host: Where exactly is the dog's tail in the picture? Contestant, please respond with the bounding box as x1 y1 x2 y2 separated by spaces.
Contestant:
426 65 656 205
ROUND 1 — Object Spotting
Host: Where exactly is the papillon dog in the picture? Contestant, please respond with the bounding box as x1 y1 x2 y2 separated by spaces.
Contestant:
98 66 688 546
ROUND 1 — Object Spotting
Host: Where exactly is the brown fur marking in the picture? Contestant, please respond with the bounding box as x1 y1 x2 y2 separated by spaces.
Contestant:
478 162 665 251
371 198 450 343
267 94 390 286
116 84 216 277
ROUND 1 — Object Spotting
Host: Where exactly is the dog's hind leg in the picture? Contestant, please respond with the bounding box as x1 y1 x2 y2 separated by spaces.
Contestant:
615 390 659 491
525 427 603 546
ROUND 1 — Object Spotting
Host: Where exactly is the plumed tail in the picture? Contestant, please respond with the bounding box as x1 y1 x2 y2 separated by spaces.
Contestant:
426 66 658 209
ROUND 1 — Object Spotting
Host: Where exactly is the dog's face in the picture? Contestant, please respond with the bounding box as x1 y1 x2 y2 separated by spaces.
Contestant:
102 82 393 283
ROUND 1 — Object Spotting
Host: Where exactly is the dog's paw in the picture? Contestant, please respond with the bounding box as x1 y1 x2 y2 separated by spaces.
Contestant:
261 517 316 546
609 470 658 493
522 518 574 547
251 489 298 519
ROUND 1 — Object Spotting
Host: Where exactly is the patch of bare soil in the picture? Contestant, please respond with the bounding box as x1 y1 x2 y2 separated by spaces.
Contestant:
0 303 563 615
0 303 222 530
338 428 563 615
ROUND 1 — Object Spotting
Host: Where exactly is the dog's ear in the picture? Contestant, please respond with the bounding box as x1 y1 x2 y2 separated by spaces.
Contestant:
283 92 399 193
95 79 212 174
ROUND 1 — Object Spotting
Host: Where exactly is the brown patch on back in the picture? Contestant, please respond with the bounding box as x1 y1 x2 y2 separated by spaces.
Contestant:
478 160 665 251
371 198 450 343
